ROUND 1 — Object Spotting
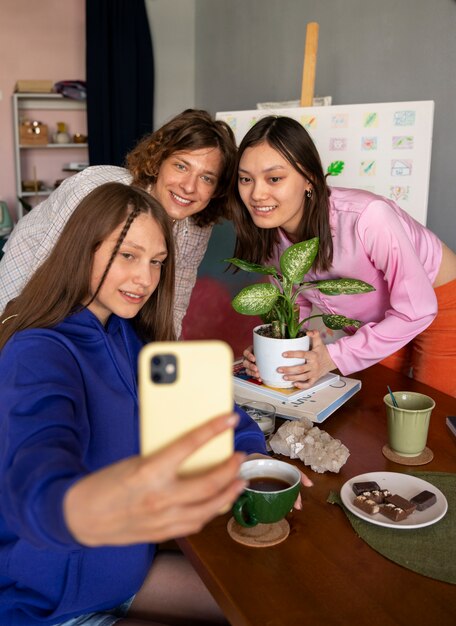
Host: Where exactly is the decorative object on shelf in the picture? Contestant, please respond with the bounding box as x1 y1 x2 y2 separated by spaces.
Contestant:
73 133 88 144
54 80 87 100
22 180 44 192
15 80 53 93
22 166 44 194
53 122 71 144
62 161 89 172
19 120 49 145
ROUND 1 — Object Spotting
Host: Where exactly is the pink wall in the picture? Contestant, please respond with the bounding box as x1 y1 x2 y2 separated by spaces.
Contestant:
0 0 85 219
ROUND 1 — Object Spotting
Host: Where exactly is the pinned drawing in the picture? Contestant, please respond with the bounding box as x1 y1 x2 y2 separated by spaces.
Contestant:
301 115 317 129
216 100 434 225
390 186 410 202
391 159 412 176
331 114 349 128
394 110 416 126
392 136 414 149
361 137 377 151
329 138 347 151
360 160 376 176
363 112 378 128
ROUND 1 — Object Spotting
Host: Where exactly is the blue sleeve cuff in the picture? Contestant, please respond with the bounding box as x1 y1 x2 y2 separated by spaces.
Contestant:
233 404 268 455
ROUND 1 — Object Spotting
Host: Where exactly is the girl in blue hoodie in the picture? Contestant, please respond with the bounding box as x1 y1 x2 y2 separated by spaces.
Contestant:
0 182 275 626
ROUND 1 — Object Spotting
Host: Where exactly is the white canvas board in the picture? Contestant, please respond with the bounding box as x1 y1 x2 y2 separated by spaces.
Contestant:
216 101 434 226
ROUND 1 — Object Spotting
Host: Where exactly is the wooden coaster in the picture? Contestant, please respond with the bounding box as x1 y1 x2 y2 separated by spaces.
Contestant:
227 517 290 548
382 444 434 466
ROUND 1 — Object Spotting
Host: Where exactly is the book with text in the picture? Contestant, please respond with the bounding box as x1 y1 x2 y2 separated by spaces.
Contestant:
233 361 339 403
235 375 361 424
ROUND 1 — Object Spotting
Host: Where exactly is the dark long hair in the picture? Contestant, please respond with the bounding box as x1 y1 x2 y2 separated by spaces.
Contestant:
126 109 237 227
0 183 176 349
229 115 333 271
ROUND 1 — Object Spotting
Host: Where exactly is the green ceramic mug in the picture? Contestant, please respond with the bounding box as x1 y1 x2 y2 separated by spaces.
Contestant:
233 459 301 527
383 391 435 457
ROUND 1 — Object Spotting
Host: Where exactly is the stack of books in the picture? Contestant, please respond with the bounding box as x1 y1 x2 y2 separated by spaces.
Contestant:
233 361 361 424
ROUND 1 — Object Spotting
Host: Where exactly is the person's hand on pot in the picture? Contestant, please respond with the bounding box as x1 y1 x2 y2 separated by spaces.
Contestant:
277 330 337 388
242 345 262 381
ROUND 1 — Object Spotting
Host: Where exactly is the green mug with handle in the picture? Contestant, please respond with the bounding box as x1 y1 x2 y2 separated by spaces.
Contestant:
233 459 301 527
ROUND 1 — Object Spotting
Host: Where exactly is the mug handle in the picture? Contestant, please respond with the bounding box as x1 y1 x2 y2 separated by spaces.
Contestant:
233 493 258 527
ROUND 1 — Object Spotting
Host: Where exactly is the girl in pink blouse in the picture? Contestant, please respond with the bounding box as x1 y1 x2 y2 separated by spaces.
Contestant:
231 116 456 397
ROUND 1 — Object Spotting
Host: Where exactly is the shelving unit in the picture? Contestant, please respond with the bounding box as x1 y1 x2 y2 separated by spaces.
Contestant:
12 92 88 220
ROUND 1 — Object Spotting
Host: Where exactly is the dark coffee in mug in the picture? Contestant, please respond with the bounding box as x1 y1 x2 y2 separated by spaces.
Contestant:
248 476 292 492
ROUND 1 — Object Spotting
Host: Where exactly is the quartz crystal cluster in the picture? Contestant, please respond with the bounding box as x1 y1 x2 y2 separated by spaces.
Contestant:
269 418 350 473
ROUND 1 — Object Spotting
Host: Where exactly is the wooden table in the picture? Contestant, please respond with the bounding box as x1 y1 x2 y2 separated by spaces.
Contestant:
178 365 456 626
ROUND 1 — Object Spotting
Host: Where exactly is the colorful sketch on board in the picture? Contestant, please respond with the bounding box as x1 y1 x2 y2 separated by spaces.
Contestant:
392 135 414 149
249 117 260 128
361 137 378 151
394 111 416 126
363 112 378 128
360 160 376 176
225 116 237 131
391 159 412 176
331 114 349 128
300 115 317 129
390 185 410 201
329 138 347 151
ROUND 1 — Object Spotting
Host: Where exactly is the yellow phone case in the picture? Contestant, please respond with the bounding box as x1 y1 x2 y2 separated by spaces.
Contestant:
138 340 234 475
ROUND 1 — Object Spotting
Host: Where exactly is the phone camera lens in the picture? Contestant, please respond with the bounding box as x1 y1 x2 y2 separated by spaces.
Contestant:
152 356 161 366
152 373 162 383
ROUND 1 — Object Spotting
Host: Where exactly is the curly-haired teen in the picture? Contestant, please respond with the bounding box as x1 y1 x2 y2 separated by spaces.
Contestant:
0 109 237 337
0 183 269 626
231 116 456 397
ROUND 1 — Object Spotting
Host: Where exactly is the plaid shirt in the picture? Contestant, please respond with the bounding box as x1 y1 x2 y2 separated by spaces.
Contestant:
0 166 212 337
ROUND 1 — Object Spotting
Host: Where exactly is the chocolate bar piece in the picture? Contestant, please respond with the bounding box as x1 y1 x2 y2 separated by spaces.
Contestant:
410 490 437 511
384 494 416 515
358 489 384 503
353 495 380 515
380 503 408 522
352 481 381 496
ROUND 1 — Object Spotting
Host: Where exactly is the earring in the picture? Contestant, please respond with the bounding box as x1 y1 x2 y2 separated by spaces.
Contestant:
306 188 312 198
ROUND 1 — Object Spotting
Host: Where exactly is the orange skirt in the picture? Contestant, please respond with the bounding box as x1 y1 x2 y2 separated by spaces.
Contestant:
380 278 456 397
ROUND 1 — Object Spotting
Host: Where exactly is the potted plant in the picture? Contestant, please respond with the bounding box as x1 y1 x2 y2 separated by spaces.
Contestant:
225 237 374 388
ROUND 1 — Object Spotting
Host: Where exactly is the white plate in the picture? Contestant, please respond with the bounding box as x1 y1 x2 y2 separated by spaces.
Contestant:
340 471 448 529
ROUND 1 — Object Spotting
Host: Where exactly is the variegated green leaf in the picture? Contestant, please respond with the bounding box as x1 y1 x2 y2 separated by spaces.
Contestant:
232 283 280 315
223 257 279 277
311 278 375 295
280 238 319 283
321 314 362 330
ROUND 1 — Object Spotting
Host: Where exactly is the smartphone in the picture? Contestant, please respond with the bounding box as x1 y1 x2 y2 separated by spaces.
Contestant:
446 416 456 438
138 340 234 476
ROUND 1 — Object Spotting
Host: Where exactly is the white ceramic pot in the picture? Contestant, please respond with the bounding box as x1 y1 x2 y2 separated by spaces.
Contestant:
253 324 310 388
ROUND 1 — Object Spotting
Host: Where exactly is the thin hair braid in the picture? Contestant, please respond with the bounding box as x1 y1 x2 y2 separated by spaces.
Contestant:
85 206 141 307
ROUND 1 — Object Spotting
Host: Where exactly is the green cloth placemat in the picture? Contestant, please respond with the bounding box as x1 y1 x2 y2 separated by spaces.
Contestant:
328 471 455 584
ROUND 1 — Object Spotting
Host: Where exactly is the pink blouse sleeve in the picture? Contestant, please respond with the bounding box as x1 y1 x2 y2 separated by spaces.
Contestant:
327 201 438 375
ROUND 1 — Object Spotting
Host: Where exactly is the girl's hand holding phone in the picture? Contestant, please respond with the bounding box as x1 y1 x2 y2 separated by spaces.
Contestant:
64 413 247 547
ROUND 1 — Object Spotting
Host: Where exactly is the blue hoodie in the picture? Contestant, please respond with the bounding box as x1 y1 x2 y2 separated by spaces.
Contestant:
0 309 266 625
